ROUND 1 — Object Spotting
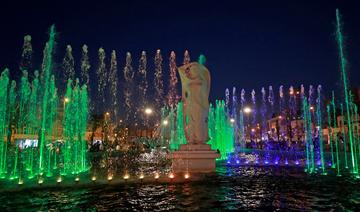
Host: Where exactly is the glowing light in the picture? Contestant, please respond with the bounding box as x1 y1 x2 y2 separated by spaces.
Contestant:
251 128 255 132
236 160 240 164
310 106 314 111
18 179 24 185
108 174 113 181
139 174 144 179
154 173 160 179
227 161 231 164
123 174 130 180
168 173 175 179
163 120 168 125
105 112 110 116
184 173 190 179
243 107 252 114
57 177 62 183
230 118 235 123
145 108 153 115
75 177 80 182
64 97 70 103
278 115 282 119
295 161 300 165
91 176 97 181
38 178 44 185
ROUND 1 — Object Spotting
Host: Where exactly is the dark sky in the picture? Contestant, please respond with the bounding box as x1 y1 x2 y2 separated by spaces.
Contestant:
1 0 360 102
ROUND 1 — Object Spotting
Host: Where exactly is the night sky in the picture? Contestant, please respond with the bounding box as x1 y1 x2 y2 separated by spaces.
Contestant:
1 0 360 102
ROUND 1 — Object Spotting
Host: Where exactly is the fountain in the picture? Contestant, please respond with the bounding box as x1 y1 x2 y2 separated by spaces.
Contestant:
0 25 89 184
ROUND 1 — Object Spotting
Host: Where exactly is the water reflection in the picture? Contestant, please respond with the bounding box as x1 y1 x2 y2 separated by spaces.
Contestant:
0 165 359 211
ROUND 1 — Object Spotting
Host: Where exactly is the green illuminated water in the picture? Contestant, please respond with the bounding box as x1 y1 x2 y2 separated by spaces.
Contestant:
0 25 89 184
335 9 358 174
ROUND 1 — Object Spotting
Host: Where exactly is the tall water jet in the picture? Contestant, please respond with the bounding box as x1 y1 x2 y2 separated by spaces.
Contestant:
212 100 234 159
288 86 296 141
232 87 240 147
167 51 178 107
62 79 89 175
109 50 119 122
303 98 315 173
268 86 274 117
26 71 39 177
260 87 267 140
335 9 358 174
0 69 10 178
137 51 148 127
80 45 90 90
154 49 164 111
225 88 230 115
316 85 326 174
39 25 56 174
170 102 186 150
96 48 107 109
62 45 75 83
183 50 190 65
123 52 134 125
239 89 246 148
20 35 33 72
279 86 285 140
251 89 256 128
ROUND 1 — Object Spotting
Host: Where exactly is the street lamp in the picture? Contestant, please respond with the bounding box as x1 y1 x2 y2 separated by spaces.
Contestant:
243 107 252 114
145 108 153 115
163 119 168 126
63 97 70 112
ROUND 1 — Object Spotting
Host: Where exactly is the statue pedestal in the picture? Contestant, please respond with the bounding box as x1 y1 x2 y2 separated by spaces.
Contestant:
170 144 220 173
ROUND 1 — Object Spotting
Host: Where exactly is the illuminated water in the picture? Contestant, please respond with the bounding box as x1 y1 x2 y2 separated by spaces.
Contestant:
0 164 358 211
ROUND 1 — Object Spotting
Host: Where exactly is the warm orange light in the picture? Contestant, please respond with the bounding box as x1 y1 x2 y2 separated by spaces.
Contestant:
123 174 130 180
91 176 97 181
243 107 252 114
145 108 153 115
184 173 190 179
168 173 175 179
154 173 160 179
139 174 144 179
107 174 113 181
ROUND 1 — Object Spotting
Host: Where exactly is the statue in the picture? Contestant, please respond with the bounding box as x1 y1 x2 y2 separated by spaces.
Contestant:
177 55 210 144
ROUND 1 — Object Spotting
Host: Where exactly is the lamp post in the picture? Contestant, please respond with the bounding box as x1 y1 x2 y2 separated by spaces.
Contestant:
144 107 153 137
63 97 70 111
243 107 252 142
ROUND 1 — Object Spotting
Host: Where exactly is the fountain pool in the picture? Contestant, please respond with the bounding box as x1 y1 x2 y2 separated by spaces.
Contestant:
0 162 358 211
